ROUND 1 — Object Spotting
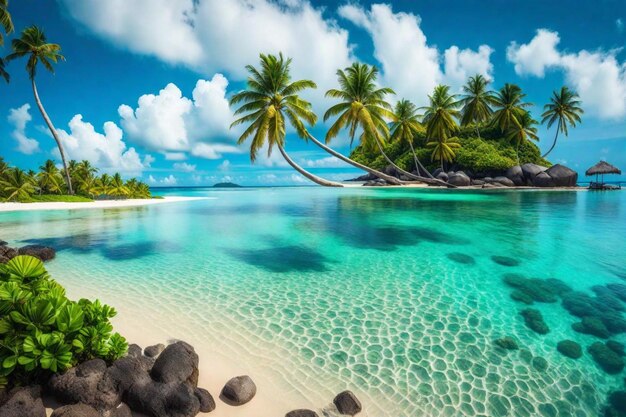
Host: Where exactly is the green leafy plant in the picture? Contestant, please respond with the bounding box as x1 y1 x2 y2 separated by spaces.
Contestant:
0 255 127 388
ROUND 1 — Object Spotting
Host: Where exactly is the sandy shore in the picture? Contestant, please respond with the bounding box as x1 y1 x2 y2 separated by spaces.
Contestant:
0 196 210 213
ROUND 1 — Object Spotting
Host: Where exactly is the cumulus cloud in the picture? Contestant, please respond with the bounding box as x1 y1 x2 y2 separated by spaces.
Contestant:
617 18 624 33
57 115 151 175
173 162 196 172
338 3 494 103
7 104 41 154
507 29 626 119
148 174 177 185
119 75 240 158
301 155 347 168
59 0 353 105
218 160 231 171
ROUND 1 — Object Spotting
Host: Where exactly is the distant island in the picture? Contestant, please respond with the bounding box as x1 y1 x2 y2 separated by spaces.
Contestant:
212 182 242 188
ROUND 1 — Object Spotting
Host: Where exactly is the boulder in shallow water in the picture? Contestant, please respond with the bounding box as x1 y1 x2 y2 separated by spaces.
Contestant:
286 410 319 417
447 171 471 187
520 308 550 335
557 340 582 359
533 172 555 187
0 386 46 417
125 379 200 417
51 404 100 417
545 164 578 187
151 341 199 386
220 376 257 406
17 244 56 261
333 390 362 416
572 317 610 339
588 342 625 374
494 337 519 350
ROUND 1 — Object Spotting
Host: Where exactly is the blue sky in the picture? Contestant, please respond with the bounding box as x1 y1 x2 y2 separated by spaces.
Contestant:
1 0 626 185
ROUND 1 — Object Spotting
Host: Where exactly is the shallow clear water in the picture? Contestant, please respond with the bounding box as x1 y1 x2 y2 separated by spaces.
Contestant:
2 187 626 416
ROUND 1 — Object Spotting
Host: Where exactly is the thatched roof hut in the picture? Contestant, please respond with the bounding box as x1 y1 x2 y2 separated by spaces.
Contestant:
586 161 621 176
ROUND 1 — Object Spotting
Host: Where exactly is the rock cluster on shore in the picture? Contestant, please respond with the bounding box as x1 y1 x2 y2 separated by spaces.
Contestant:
0 340 365 417
349 163 579 188
0 241 56 263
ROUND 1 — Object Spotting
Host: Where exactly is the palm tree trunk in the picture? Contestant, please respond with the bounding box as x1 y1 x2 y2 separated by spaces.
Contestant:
407 139 435 179
541 127 560 159
277 142 343 187
476 126 481 139
516 142 521 166
32 78 73 194
306 134 403 185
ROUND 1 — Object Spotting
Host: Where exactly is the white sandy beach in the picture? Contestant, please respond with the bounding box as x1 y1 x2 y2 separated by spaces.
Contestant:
0 196 210 213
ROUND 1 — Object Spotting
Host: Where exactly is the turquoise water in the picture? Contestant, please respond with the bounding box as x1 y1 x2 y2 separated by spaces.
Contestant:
1 187 626 416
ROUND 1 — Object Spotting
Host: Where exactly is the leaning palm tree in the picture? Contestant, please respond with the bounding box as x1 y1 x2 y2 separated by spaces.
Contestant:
459 74 495 138
230 53 342 187
324 63 427 183
0 168 36 201
426 137 461 171
6 26 73 194
491 83 532 133
506 111 539 166
0 0 13 83
390 99 433 179
541 86 583 159
37 159 63 194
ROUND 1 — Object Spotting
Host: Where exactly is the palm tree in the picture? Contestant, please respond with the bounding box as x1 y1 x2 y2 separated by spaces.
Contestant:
77 160 98 178
230 53 342 187
6 26 73 194
491 83 532 134
0 157 8 177
77 174 98 198
0 0 13 83
0 168 36 201
422 85 461 143
541 86 583 158
324 63 423 184
390 99 433 179
459 74 495 138
506 111 539 166
427 137 461 170
108 173 129 197
96 173 112 196
37 159 63 194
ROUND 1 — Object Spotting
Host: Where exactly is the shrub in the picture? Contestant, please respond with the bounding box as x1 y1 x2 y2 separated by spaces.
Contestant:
0 256 127 389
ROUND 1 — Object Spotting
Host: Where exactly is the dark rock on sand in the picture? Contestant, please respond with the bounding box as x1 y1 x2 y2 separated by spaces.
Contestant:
521 163 547 183
494 337 519 350
17 244 56 261
286 410 319 417
505 165 526 186
151 341 199 387
520 308 550 335
491 256 520 267
220 376 257 406
471 179 485 186
545 164 578 187
557 340 583 359
333 390 362 416
436 172 449 182
0 386 46 417
50 404 100 417
493 176 515 187
589 342 625 374
109 403 133 417
144 344 166 358
48 358 120 411
447 171 471 187
194 388 215 413
125 379 201 417
0 245 18 261
533 172 556 187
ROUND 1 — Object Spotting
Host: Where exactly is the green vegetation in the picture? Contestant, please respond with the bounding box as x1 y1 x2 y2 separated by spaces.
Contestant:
541 86 584 158
0 255 128 388
0 157 152 202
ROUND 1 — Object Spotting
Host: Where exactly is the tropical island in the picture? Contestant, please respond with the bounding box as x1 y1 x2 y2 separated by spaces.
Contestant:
1 2 626 417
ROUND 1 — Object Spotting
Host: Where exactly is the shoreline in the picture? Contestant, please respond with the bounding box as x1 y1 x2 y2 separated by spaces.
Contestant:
0 196 210 213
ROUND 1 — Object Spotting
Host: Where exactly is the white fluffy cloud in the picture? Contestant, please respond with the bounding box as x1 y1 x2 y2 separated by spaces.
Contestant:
301 155 347 168
59 0 352 103
173 162 196 172
7 104 41 155
119 75 241 158
148 174 178 185
507 29 626 119
57 115 151 175
338 4 494 103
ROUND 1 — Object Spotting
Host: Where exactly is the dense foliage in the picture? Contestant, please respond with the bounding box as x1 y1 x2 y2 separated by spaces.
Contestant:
0 255 128 388
0 157 151 202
